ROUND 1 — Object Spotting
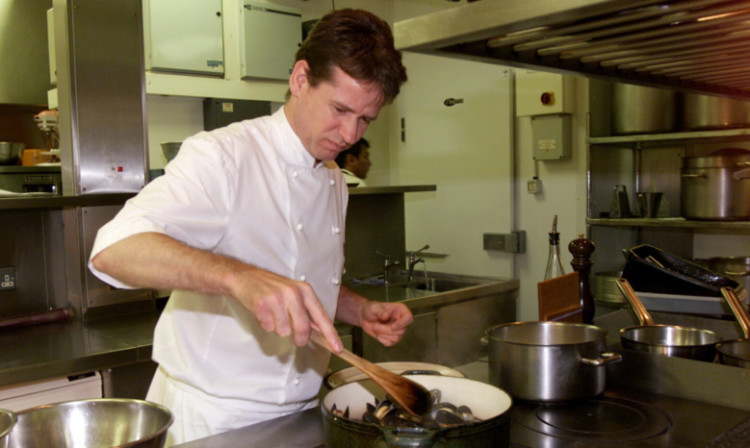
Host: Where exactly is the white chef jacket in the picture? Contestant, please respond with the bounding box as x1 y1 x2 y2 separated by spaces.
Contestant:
341 169 367 187
89 107 348 423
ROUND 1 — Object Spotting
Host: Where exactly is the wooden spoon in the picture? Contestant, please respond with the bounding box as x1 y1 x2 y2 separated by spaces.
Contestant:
310 330 432 416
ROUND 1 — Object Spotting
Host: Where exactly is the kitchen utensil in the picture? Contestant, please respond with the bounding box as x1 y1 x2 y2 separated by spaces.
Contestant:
609 185 631 218
537 271 582 322
612 83 678 135
485 321 621 402
324 362 465 390
680 148 750 220
6 399 172 448
636 191 663 218
310 331 432 416
617 278 720 361
0 308 73 331
717 287 750 368
321 374 513 448
0 143 24 166
160 141 182 162
683 93 750 130
0 409 16 448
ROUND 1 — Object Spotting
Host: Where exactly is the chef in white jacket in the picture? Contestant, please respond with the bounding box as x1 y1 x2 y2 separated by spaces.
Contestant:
88 9 410 446
335 137 371 186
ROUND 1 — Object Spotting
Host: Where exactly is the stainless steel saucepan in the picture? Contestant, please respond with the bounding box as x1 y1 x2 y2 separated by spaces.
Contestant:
717 287 750 368
616 278 721 361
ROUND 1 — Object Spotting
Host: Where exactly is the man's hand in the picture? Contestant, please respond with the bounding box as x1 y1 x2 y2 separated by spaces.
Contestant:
359 301 413 347
230 268 342 351
335 286 414 348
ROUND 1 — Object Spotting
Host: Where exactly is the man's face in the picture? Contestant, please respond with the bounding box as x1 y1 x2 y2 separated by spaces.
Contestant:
286 61 383 162
349 145 371 179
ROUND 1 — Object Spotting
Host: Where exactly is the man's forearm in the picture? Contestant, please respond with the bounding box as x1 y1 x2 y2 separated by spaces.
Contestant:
335 285 368 327
90 232 245 296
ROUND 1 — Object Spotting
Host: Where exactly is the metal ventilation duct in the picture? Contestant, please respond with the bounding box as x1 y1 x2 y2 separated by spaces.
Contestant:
394 0 750 99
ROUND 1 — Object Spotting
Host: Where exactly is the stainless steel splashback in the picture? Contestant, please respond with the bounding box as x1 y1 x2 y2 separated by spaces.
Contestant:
53 0 148 195
395 0 750 99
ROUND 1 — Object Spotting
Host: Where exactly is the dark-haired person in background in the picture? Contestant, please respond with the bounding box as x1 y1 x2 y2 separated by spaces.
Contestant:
88 9 409 445
335 137 371 186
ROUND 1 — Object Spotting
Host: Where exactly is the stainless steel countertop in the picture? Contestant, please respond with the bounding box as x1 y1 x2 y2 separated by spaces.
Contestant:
0 278 517 389
0 311 159 387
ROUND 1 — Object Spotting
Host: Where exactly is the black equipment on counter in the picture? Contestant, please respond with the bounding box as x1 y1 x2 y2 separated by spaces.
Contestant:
622 244 742 297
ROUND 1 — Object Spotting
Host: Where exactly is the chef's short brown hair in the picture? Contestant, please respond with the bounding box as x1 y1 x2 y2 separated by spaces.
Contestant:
296 9 407 104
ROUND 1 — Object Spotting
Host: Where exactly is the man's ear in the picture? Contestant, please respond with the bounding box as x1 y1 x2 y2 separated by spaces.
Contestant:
345 153 358 168
289 60 310 96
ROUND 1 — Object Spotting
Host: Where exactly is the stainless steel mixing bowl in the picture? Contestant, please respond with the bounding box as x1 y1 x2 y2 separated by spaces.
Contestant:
7 399 172 448
0 142 25 165
0 409 16 448
160 142 182 162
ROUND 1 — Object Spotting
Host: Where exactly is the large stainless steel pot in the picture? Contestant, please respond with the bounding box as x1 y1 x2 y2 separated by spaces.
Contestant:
321 375 513 447
0 409 16 448
717 287 750 368
7 399 172 448
485 321 621 402
681 148 750 220
612 83 678 135
617 278 721 361
683 93 750 130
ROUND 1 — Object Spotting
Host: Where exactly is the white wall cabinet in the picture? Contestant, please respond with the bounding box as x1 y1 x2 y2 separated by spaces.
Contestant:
144 0 224 75
239 1 301 81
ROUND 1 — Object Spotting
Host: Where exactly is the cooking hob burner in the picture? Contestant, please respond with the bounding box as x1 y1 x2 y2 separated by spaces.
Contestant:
513 396 671 442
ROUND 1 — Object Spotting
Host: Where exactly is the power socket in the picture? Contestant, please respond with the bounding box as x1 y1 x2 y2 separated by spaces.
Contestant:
0 267 15 290
527 178 542 194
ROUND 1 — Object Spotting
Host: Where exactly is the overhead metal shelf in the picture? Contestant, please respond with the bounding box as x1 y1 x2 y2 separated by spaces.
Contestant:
394 0 750 99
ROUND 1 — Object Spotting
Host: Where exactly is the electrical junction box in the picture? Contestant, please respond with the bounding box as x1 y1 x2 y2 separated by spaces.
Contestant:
532 114 572 160
515 70 576 117
144 0 224 75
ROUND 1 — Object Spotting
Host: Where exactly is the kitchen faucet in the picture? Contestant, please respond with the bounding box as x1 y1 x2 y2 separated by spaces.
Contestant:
407 245 430 284
375 250 399 285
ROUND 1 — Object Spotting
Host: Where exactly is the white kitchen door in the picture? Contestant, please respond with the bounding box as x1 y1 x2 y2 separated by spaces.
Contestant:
392 52 515 279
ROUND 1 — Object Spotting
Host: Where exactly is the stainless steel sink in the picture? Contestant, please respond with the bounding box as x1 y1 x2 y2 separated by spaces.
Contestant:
345 270 509 303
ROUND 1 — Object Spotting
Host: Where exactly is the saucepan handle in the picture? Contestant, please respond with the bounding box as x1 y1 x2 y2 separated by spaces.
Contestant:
382 427 439 447
581 351 622 366
734 168 750 180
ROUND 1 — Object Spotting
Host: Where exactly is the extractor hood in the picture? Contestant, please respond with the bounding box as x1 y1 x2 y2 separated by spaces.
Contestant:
394 0 750 99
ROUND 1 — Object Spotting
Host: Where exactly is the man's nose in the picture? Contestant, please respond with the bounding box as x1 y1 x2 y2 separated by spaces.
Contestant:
339 117 361 145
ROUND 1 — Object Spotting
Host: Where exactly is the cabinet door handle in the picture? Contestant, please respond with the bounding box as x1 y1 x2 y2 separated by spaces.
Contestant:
681 173 707 179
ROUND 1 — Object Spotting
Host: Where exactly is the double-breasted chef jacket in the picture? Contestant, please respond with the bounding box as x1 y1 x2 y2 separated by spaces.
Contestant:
89 107 348 418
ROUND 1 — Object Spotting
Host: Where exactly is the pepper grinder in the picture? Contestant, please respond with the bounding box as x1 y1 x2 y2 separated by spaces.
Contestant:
569 234 595 324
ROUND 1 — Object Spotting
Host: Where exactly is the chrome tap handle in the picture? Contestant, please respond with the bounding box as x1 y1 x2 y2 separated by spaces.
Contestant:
406 245 430 283
375 250 399 285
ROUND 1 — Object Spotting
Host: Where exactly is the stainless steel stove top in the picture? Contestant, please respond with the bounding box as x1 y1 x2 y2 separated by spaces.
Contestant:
510 389 750 447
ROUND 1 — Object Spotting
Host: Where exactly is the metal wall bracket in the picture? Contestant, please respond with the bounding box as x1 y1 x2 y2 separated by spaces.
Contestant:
483 231 526 254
